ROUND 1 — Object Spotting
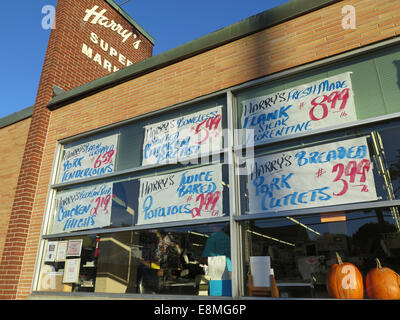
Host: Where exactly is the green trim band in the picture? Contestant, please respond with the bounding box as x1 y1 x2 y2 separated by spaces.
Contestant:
0 105 34 129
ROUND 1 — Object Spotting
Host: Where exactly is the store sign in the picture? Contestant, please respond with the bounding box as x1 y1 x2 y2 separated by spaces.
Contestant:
142 106 223 166
241 72 357 145
246 136 378 214
81 5 142 73
59 134 118 183
83 6 138 44
137 164 224 225
52 183 113 234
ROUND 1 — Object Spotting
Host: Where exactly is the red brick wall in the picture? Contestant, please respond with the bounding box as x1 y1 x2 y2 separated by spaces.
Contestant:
3 0 400 299
51 0 153 86
0 119 32 261
0 0 153 299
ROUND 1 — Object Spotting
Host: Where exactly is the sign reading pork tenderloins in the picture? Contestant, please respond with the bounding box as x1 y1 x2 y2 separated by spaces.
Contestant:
59 134 118 184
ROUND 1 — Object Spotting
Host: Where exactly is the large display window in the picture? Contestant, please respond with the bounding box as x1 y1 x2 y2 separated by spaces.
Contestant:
233 44 400 299
242 207 400 298
37 95 233 297
35 44 400 299
38 223 230 296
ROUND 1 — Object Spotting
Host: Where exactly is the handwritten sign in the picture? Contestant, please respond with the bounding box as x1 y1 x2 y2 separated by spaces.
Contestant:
59 134 118 183
52 183 113 234
142 106 223 166
137 164 224 224
246 137 378 214
241 73 357 145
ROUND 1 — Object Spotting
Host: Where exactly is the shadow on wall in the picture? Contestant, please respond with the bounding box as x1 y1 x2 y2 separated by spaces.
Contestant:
394 60 400 88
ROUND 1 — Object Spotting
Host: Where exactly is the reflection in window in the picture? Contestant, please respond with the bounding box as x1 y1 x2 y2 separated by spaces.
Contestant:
240 121 400 229
38 223 231 296
243 208 400 298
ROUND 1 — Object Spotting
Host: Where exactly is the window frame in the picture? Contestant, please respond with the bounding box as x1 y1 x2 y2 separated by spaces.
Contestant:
32 37 400 298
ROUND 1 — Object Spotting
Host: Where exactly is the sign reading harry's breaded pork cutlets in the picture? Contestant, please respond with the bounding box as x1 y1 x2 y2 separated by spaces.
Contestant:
246 137 378 215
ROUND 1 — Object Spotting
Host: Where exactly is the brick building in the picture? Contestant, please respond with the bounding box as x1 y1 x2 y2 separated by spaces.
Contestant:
1 0 400 300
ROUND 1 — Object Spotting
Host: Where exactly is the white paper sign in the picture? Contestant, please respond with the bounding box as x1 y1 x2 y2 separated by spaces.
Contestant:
63 258 81 283
250 256 271 287
59 134 118 183
44 241 58 262
137 164 224 224
142 106 223 165
241 72 357 145
52 183 113 234
55 241 68 262
247 136 378 214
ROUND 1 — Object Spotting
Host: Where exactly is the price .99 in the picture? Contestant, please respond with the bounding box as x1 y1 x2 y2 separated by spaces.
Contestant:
332 159 371 196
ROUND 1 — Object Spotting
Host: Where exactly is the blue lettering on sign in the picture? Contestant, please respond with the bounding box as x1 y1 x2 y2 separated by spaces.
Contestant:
142 195 191 220
85 142 115 157
63 157 84 172
176 170 216 197
252 173 293 197
252 172 332 211
251 120 312 142
286 79 348 102
242 104 314 141
143 133 202 163
57 202 96 231
260 186 331 210
176 110 219 129
294 144 367 167
57 204 92 222
56 184 113 232
62 216 95 231
61 164 113 182
242 105 292 129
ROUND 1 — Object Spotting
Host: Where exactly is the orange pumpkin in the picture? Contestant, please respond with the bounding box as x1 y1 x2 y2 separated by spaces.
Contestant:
326 252 364 299
366 258 400 300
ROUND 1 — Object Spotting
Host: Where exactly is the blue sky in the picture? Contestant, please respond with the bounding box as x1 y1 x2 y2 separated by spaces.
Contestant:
0 0 289 119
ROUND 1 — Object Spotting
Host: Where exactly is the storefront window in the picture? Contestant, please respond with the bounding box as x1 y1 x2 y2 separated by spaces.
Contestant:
38 96 233 297
235 45 400 145
49 162 230 234
242 207 400 298
38 223 231 296
36 45 400 299
239 120 400 218
56 96 227 185
233 45 400 299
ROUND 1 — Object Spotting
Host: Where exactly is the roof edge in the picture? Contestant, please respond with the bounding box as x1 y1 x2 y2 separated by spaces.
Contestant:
0 105 34 129
48 0 342 110
104 0 155 44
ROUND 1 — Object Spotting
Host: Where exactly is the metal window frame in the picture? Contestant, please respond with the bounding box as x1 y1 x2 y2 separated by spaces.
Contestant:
33 36 400 299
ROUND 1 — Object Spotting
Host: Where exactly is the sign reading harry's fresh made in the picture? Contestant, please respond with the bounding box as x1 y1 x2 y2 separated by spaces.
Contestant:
59 134 118 183
247 137 378 214
52 183 113 234
241 72 357 144
142 106 223 166
137 164 223 224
